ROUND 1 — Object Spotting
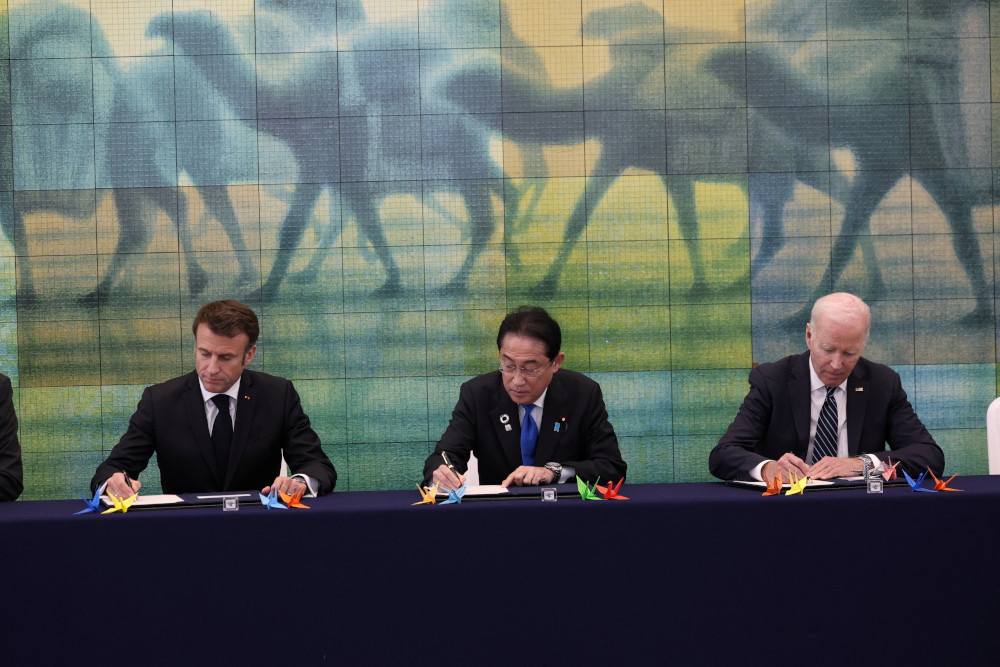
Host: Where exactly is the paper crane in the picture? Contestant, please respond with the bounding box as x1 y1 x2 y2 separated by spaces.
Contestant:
259 488 288 509
881 456 899 482
439 481 468 505
279 487 311 508
596 478 629 500
785 471 808 496
412 482 440 506
762 475 782 497
101 493 137 514
902 468 936 493
75 488 103 514
927 468 963 492
576 476 602 500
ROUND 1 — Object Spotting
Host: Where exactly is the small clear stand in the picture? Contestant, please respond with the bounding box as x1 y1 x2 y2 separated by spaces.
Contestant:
541 487 557 502
223 496 240 511
863 457 883 494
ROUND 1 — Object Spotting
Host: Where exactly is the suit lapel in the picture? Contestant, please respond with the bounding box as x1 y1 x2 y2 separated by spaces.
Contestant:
846 361 869 455
182 373 223 487
228 371 256 488
533 374 565 465
789 353 812 458
490 381 522 470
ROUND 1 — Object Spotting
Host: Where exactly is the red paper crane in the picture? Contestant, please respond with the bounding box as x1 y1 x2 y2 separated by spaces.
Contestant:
881 456 899 482
596 478 629 500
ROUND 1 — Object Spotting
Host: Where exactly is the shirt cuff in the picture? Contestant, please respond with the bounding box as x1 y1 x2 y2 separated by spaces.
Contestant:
557 465 576 483
291 473 318 497
750 460 768 482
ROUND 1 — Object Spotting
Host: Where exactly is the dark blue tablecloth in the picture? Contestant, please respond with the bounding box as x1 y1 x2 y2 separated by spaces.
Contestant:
5 477 1000 665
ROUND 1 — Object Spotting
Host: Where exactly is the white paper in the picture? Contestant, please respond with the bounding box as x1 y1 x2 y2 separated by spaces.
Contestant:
101 493 184 506
436 484 508 496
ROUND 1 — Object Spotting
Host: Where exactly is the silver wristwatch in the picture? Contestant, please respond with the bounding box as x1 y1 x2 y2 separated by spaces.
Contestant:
544 461 563 482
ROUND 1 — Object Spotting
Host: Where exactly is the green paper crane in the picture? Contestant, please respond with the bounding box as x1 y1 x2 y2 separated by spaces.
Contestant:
576 476 602 500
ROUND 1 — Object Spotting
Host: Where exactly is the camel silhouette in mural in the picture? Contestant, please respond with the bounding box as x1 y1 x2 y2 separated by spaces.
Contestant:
153 1 522 300
445 2 846 297
6 1 262 303
148 7 401 302
706 0 992 323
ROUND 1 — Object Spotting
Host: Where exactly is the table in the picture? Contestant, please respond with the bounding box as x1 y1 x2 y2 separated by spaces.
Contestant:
5 477 1000 665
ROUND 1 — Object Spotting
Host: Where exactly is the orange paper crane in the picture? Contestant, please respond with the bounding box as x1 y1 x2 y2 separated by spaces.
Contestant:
881 456 899 482
596 478 629 500
413 482 440 506
279 487 311 508
785 471 808 496
762 475 782 496
927 467 963 492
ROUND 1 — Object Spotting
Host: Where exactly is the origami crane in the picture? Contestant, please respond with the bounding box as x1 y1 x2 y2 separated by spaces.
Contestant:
259 488 288 509
101 493 137 514
412 482 440 506
881 456 899 482
576 476 602 500
596 478 629 500
785 471 808 496
902 469 936 493
439 481 468 505
279 487 311 508
762 475 782 497
75 488 103 514
927 468 963 492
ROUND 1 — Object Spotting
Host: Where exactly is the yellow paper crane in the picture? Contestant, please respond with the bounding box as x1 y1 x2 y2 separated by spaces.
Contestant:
413 482 440 506
785 471 808 496
101 494 137 514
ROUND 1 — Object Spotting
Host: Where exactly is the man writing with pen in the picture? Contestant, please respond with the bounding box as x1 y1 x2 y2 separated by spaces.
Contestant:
91 299 336 499
423 306 626 489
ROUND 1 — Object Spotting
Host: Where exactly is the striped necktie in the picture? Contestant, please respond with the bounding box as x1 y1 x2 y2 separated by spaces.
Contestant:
811 385 839 463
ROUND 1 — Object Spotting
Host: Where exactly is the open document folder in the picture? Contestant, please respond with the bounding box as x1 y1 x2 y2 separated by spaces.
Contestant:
726 476 908 491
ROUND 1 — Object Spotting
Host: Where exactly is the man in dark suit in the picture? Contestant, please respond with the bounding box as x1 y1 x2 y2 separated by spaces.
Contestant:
424 306 626 488
710 292 943 483
0 372 22 501
92 300 336 497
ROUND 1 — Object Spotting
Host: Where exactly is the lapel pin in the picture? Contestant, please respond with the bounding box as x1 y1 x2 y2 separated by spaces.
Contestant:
855 387 863 392
244 395 250 400
553 423 560 432
500 413 511 431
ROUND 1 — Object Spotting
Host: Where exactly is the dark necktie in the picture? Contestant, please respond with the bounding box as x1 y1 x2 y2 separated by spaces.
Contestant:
521 404 538 466
811 385 839 463
211 394 233 480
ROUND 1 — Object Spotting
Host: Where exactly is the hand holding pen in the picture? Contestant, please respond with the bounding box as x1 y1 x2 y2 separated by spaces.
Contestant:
432 451 466 490
107 469 141 499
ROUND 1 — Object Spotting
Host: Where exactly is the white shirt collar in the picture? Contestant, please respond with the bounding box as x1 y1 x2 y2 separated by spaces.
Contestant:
199 376 242 404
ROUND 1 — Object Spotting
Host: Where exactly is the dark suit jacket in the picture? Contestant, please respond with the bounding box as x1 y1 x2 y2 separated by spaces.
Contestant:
0 373 22 501
92 369 336 494
423 369 626 485
709 352 944 480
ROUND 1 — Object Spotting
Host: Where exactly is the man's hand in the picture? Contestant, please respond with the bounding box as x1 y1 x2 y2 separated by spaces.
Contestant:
263 476 307 496
761 453 810 484
431 464 465 491
106 472 141 499
501 465 556 487
807 456 864 480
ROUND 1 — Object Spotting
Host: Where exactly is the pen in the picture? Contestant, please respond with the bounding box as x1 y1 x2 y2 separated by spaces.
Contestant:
121 468 134 495
441 452 461 482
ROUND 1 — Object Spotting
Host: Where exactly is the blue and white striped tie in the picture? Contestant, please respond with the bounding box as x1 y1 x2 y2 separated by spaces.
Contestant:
812 386 839 463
